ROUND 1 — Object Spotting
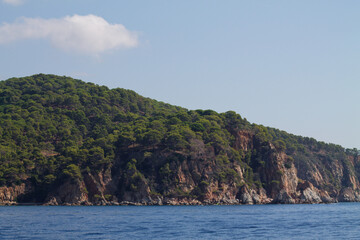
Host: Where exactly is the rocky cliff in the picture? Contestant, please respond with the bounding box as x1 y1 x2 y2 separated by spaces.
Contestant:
0 74 359 205
4 130 358 206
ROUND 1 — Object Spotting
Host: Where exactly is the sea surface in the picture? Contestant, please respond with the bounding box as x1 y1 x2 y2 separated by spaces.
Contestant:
1 203 360 239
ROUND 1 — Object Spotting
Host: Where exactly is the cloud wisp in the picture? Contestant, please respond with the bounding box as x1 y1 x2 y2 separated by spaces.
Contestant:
0 14 138 55
2 0 25 6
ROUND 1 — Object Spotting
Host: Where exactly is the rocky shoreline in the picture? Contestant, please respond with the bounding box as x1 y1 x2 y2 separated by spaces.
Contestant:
5 183 360 206
1 131 360 207
0 199 345 206
2 75 360 210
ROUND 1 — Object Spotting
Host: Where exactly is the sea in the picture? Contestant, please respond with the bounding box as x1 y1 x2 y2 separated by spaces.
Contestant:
1 203 360 239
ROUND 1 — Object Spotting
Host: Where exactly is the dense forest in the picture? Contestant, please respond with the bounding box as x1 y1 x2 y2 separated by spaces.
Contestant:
0 74 359 205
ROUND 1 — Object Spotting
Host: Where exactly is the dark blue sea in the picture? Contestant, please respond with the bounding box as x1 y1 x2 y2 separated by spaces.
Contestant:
1 203 360 239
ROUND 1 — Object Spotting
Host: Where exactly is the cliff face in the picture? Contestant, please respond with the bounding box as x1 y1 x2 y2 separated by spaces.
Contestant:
0 74 359 206
0 184 26 205
3 130 357 206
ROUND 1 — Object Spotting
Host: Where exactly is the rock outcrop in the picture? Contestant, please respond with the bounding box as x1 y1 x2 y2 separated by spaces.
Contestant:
1 128 359 206
9 131 351 206
2 74 360 206
0 184 26 205
44 179 88 205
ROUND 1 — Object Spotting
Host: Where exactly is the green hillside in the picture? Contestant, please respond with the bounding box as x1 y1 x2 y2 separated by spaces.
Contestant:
0 74 358 205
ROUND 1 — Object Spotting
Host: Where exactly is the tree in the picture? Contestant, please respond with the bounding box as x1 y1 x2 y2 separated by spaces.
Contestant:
165 132 187 150
116 131 136 148
142 130 163 148
62 164 82 180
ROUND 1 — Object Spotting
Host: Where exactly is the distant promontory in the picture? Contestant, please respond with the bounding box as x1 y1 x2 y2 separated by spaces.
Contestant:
0 74 359 205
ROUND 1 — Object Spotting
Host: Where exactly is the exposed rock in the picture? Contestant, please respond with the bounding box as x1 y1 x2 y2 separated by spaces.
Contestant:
236 185 270 204
45 179 88 205
1 130 358 206
300 188 321 203
319 191 335 203
338 187 360 202
44 196 59 206
0 184 26 205
274 190 295 204
234 130 254 151
296 181 336 204
258 188 273 204
237 185 254 204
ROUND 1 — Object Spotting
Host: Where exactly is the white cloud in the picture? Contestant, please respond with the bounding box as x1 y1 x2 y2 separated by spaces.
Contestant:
2 0 25 6
0 14 138 55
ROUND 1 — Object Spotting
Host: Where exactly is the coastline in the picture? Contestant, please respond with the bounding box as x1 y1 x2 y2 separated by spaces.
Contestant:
0 198 342 206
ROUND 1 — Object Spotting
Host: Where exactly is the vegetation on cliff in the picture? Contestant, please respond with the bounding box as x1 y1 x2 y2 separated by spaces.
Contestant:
0 74 359 204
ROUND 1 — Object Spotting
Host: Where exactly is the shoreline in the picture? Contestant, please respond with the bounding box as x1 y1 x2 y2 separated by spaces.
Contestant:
0 200 344 206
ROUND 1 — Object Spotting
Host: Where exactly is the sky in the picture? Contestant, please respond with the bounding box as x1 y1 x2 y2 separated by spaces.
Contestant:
0 0 359 149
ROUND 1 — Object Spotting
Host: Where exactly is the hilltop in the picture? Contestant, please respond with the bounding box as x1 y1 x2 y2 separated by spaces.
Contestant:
0 74 359 205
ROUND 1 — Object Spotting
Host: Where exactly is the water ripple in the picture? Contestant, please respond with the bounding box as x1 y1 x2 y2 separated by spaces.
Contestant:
1 203 360 239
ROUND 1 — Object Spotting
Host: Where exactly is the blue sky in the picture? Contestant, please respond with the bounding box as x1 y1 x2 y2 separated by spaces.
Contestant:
0 0 360 149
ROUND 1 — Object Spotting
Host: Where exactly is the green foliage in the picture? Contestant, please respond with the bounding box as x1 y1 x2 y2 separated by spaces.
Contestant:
216 154 230 166
124 158 146 191
104 194 112 201
160 163 171 176
254 125 272 143
0 74 183 187
44 174 56 184
142 130 163 146
274 140 286 151
271 180 280 185
62 164 82 180
284 157 294 169
0 73 354 201
218 168 239 184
